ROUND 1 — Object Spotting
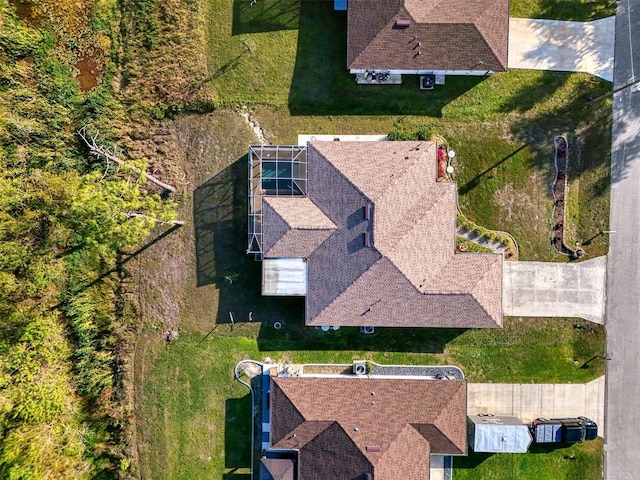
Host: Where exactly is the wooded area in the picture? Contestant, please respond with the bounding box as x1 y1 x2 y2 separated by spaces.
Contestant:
0 1 178 477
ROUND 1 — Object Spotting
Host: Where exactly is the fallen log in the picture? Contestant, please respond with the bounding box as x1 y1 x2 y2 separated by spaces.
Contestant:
77 127 177 194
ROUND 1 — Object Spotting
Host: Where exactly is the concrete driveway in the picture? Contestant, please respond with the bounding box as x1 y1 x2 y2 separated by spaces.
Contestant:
467 376 605 436
503 257 607 324
509 17 615 81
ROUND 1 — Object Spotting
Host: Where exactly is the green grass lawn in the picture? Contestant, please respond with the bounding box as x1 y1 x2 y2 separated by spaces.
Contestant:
455 439 604 480
136 318 605 479
510 0 615 20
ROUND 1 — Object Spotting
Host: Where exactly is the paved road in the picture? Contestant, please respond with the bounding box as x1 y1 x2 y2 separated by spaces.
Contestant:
605 0 640 478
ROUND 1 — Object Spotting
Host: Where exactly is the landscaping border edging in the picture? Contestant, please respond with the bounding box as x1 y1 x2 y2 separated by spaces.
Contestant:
551 135 585 259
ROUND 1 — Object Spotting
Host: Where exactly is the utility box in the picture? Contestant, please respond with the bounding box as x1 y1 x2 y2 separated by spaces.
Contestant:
468 415 532 453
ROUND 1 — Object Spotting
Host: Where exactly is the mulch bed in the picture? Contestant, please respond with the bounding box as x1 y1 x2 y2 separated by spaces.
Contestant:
551 135 584 259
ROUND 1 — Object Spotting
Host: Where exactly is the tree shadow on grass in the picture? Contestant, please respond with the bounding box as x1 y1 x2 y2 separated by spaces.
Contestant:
503 72 615 184
287 0 482 116
193 156 245 288
232 0 301 35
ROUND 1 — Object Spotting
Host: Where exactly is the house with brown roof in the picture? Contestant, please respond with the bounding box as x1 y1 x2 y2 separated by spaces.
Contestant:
345 0 509 81
267 375 467 479
247 140 503 328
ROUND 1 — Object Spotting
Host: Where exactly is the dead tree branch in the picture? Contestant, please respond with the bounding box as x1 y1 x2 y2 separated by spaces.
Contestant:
77 127 177 194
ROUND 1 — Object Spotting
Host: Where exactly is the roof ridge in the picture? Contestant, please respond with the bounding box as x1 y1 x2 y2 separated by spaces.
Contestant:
321 252 386 306
347 0 404 67
308 142 374 203
465 23 504 69
264 197 293 230
264 196 337 230
466 255 503 327
262 199 292 256
473 8 509 69
430 383 468 453
466 254 503 292
380 186 449 270
350 9 405 68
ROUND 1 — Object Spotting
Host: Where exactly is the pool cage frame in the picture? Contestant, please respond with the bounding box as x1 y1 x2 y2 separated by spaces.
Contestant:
247 145 308 255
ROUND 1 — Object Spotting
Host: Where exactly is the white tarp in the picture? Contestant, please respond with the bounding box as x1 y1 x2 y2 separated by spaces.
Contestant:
262 258 307 296
470 417 533 453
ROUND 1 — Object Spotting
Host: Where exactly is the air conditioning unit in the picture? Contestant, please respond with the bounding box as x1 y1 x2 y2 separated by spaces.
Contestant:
353 360 367 375
361 326 375 335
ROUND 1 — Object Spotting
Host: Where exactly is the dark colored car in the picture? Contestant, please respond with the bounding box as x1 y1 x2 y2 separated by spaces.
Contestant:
529 417 598 444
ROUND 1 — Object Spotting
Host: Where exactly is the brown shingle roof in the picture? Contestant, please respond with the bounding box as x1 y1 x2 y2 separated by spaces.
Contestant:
260 458 295 480
265 197 336 230
270 376 467 480
347 0 509 72
262 140 503 328
263 197 336 258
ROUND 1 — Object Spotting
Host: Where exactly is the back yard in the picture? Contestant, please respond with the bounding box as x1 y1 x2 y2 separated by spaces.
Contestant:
131 0 613 479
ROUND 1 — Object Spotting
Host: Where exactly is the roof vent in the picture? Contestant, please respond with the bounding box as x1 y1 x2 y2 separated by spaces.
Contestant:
366 445 381 453
363 204 371 220
394 18 410 28
364 231 371 247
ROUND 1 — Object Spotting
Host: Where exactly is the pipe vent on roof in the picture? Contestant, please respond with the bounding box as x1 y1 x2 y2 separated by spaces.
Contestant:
364 231 371 247
394 18 410 28
363 204 371 220
366 445 381 453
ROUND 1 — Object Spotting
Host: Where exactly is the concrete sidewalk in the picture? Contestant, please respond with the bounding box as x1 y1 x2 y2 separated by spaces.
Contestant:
503 257 607 324
509 17 615 81
467 376 605 437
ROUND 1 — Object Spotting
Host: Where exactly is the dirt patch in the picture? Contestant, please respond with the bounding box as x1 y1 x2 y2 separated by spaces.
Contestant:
129 111 255 333
10 0 40 26
75 47 103 92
